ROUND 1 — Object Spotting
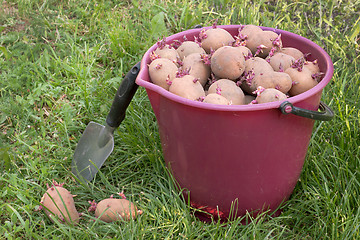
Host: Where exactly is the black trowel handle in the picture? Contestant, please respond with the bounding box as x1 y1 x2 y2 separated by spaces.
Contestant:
106 61 141 128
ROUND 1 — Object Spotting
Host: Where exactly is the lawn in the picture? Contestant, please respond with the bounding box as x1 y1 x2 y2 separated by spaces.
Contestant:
0 0 359 239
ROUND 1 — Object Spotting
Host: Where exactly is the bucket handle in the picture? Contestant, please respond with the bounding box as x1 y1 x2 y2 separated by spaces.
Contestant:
279 101 334 121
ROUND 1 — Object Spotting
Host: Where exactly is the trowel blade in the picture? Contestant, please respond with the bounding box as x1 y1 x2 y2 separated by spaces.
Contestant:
71 121 114 182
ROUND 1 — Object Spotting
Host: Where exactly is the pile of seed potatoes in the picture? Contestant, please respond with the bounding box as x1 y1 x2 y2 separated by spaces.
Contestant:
148 24 323 105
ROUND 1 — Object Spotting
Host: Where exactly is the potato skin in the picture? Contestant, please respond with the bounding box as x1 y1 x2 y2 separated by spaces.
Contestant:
182 53 211 86
239 26 281 58
211 46 245 80
256 71 292 94
267 52 295 72
278 47 304 60
149 58 178 90
203 93 229 105
41 186 80 224
95 198 139 222
285 66 318 96
200 28 235 53
176 41 206 60
168 75 206 100
255 88 287 104
208 79 245 105
240 57 273 94
154 45 180 64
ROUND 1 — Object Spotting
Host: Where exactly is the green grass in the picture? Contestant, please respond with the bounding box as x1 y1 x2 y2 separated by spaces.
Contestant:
1 0 359 239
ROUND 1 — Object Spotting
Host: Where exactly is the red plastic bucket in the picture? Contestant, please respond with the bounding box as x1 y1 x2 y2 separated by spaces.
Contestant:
136 25 334 221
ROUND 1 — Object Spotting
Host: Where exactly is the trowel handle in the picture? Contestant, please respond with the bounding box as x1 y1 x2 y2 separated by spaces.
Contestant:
106 61 141 128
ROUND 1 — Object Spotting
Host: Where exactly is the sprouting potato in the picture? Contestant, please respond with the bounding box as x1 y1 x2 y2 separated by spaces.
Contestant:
149 58 178 90
200 27 235 53
168 75 206 100
267 52 296 72
176 41 206 60
154 44 180 65
182 53 211 86
255 88 288 104
208 79 245 105
278 47 304 60
286 66 318 96
39 180 80 225
203 93 230 105
211 46 246 80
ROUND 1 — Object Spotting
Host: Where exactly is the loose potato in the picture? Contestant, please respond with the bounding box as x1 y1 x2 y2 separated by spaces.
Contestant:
182 53 211 86
285 66 318 96
200 27 235 53
169 75 206 100
267 52 295 72
176 41 206 60
95 198 141 222
211 46 246 80
40 181 80 224
203 93 230 105
208 79 245 105
149 58 178 90
278 47 304 60
255 88 288 104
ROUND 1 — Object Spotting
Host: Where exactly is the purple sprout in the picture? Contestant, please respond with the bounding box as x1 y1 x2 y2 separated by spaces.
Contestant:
242 69 255 86
244 51 253 60
216 85 222 95
272 34 282 48
156 37 167 49
171 39 182 49
155 63 162 70
194 36 201 47
88 200 97 212
212 19 218 29
150 51 161 61
254 44 267 56
176 68 191 78
278 63 284 72
193 77 200 83
200 53 211 65
199 29 208 41
312 72 325 82
291 58 305 72
118 191 126 199
253 86 265 96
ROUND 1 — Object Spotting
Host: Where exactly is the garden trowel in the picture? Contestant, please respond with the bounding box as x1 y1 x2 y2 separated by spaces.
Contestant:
71 62 140 183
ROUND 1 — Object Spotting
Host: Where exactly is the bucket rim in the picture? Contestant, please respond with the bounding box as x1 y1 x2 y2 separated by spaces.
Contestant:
136 24 334 112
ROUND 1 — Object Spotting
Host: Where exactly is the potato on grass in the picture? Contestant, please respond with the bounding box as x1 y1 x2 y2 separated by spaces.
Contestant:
169 75 206 101
208 79 245 105
94 198 142 222
182 53 211 86
211 46 246 80
39 180 80 225
149 58 178 90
